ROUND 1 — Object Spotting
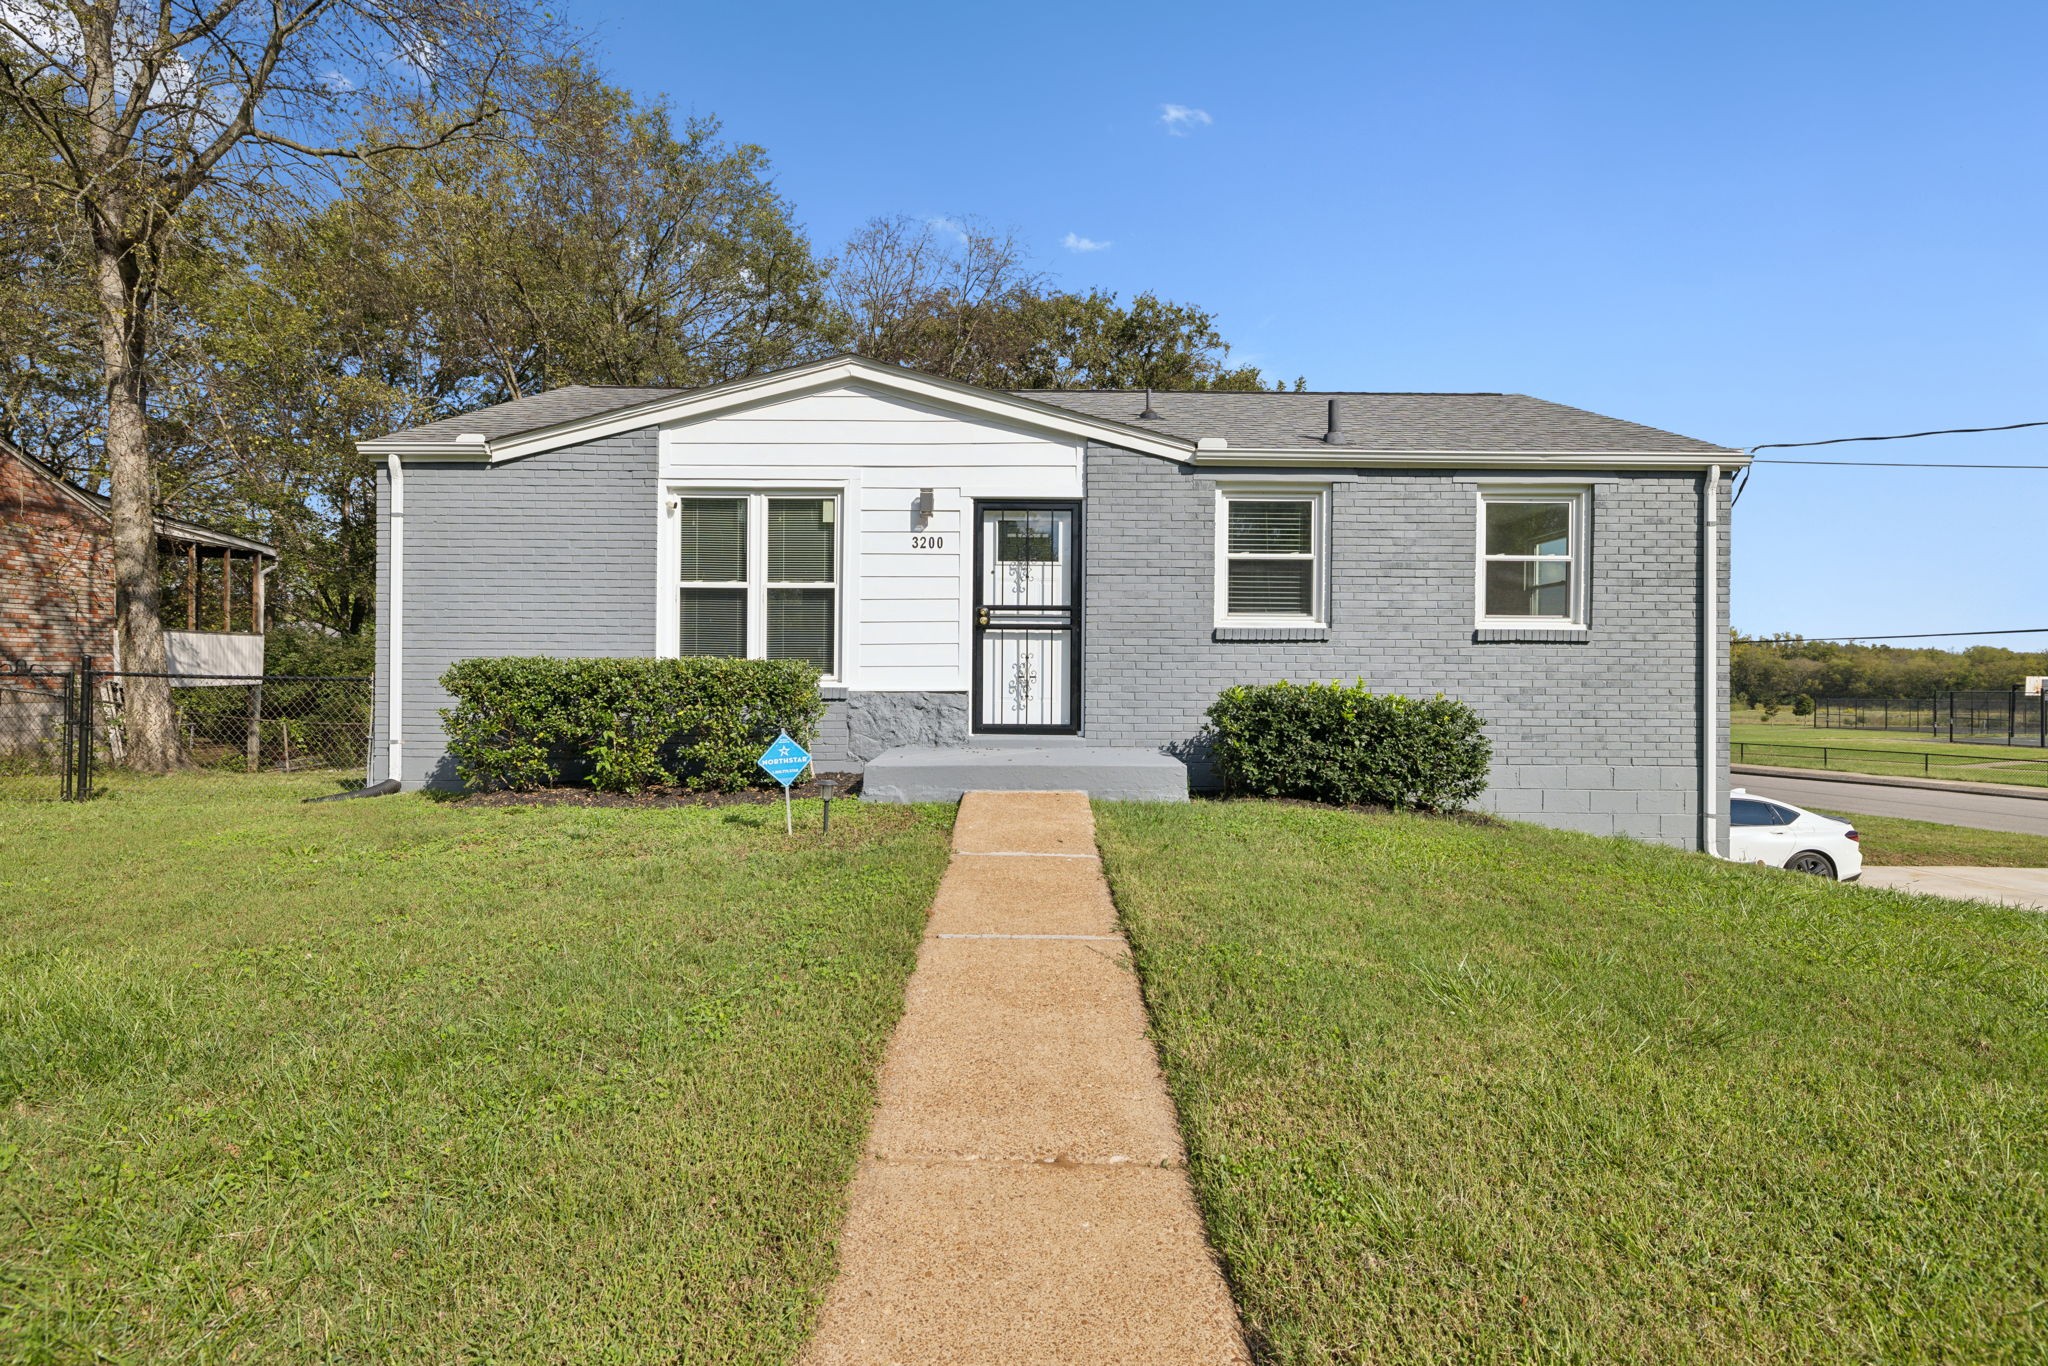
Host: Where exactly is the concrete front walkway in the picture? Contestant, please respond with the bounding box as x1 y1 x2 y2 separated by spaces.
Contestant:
1859 865 2048 911
802 792 1249 1365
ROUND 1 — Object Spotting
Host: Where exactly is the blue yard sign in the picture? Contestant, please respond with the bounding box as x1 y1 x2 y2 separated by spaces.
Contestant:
758 731 812 834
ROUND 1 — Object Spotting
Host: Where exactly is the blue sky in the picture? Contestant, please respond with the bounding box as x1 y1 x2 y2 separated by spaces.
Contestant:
579 0 2047 649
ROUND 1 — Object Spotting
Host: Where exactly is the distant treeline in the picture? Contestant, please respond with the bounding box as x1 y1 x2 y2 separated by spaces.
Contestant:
1732 635 2047 703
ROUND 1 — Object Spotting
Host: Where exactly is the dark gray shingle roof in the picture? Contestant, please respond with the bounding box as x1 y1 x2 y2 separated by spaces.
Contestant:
366 372 1733 456
377 384 685 445
1014 390 1735 453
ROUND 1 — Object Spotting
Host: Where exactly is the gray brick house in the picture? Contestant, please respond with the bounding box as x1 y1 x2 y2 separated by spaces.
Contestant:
361 356 1741 850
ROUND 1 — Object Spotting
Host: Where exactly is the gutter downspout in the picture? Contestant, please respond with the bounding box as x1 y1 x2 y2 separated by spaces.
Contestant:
387 453 404 785
1702 463 1720 856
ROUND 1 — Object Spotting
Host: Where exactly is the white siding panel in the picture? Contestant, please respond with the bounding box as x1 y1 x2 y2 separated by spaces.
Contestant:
863 598 960 623
863 643 964 669
863 508 964 534
678 420 1066 448
853 573 957 597
863 554 962 581
860 532 962 557
863 619 962 645
658 380 1082 693
709 392 958 423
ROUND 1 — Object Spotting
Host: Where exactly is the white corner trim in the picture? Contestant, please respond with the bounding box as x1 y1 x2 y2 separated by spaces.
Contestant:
386 453 404 783
655 487 678 658
1702 463 1721 856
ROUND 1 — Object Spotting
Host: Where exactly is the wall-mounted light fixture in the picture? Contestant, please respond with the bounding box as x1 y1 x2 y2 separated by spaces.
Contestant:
914 488 935 529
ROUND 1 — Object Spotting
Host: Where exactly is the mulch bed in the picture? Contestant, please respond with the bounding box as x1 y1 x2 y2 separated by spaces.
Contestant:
458 772 863 809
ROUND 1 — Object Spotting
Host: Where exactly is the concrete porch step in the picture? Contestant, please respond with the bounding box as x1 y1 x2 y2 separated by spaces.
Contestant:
860 744 1190 803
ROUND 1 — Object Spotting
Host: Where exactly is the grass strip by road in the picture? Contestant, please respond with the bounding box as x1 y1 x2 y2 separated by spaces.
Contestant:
0 773 951 1362
1813 808 2048 867
1730 721 2048 789
1098 800 2048 1364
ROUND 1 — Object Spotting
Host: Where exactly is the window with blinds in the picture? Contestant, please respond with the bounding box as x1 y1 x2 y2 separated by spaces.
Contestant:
676 493 838 674
1219 492 1324 622
678 497 748 657
766 498 836 674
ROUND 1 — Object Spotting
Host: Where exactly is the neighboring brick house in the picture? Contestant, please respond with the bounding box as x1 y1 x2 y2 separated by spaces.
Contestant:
1 440 276 673
357 357 1744 852
1 438 115 666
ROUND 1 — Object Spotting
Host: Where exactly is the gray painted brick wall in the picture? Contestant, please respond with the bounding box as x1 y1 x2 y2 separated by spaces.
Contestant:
1080 445 1732 850
369 432 939 785
371 430 661 787
371 426 1732 849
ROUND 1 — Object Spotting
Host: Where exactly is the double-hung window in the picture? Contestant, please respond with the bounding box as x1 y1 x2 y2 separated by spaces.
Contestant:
1216 488 1327 624
1477 490 1584 626
676 493 838 675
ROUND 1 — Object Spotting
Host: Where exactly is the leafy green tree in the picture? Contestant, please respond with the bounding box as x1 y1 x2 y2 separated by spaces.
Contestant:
0 0 544 768
826 214 1290 391
1011 290 1276 391
179 57 827 640
348 57 829 399
0 90 98 484
1731 633 2048 702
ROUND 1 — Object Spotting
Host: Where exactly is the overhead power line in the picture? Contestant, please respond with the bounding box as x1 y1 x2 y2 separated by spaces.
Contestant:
1751 457 2048 469
1745 628 2048 643
1749 419 2048 452
1733 418 2048 503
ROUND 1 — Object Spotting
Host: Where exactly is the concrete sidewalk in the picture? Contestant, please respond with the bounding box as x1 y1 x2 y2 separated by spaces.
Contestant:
1858 866 2048 911
802 791 1249 1365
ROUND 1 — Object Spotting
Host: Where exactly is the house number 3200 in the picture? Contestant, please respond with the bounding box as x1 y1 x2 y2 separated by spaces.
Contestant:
909 534 946 549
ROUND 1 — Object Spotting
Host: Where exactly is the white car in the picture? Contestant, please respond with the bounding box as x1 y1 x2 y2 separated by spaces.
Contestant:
1727 789 1863 881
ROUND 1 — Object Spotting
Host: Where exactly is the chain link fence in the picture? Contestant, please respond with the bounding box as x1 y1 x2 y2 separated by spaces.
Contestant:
0 664 73 781
0 662 372 799
1813 690 2047 747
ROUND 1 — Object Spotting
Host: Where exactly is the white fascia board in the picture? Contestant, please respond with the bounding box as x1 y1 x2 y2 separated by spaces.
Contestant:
361 357 1199 466
1192 448 1749 471
355 439 493 460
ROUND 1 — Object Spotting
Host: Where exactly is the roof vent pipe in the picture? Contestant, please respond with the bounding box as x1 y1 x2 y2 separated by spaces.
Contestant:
1139 387 1161 420
1323 397 1345 445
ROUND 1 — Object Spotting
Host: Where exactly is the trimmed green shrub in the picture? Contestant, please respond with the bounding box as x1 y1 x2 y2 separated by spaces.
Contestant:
1792 692 1816 717
440 657 824 793
1203 680 1490 811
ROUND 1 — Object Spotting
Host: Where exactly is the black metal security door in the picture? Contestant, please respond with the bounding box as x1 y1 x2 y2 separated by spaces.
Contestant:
972 502 1081 733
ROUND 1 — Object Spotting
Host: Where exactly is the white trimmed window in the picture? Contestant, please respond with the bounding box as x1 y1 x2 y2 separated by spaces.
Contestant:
676 492 839 675
1215 487 1327 625
1477 489 1585 626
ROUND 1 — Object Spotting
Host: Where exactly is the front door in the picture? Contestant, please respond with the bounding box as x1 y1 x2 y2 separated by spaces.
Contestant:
974 503 1081 732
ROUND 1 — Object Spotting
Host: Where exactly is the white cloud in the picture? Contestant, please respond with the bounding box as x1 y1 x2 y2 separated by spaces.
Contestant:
1062 232 1111 253
926 215 969 244
1159 103 1212 136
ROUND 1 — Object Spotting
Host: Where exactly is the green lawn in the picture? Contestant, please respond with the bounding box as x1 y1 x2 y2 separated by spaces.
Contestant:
1730 719 2048 788
1098 801 2048 1364
1815 808 2048 867
0 774 951 1362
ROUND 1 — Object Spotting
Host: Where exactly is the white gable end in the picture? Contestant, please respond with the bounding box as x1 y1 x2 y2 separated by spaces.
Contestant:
656 381 1084 694
662 381 1083 475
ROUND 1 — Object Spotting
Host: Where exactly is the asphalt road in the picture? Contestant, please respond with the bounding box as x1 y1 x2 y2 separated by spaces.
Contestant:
1735 773 2048 837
